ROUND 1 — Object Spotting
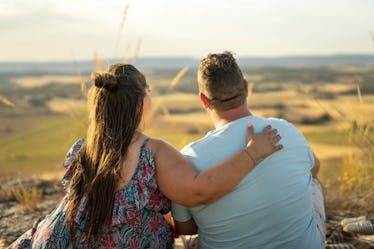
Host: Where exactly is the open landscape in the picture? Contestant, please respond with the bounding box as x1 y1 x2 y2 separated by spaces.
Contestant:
0 58 373 246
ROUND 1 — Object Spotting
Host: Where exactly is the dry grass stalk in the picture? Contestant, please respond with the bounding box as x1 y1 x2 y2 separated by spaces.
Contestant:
11 182 42 210
78 70 87 98
356 85 363 104
151 66 190 119
123 42 131 64
114 2 130 55
168 67 189 90
132 38 142 64
160 103 171 118
119 3 130 32
152 66 190 120
0 95 15 107
93 50 104 72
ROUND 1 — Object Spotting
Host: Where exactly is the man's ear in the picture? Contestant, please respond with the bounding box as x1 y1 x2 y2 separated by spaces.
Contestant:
244 80 249 97
199 92 210 109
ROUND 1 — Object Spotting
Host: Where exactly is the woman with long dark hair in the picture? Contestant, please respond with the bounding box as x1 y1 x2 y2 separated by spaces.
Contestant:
9 64 282 248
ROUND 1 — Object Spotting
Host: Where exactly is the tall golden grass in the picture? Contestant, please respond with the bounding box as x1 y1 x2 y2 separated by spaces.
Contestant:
295 83 373 214
0 95 15 107
323 86 374 215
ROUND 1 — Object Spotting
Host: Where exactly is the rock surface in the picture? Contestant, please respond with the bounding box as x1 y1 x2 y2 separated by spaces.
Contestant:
0 178 64 247
1 178 372 249
0 178 184 248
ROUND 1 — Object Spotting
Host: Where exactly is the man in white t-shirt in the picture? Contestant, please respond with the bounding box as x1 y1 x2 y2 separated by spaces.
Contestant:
172 51 326 249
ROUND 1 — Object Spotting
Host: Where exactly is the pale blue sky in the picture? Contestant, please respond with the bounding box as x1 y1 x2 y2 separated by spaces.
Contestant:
1 0 373 61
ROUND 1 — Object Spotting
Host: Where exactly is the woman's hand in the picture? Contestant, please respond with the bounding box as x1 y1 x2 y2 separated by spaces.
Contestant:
244 124 283 163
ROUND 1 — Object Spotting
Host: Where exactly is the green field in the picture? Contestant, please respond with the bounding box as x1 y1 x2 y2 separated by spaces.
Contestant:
0 115 85 177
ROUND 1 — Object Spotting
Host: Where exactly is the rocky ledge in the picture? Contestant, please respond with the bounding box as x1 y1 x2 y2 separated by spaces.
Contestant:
0 178 64 247
1 178 373 249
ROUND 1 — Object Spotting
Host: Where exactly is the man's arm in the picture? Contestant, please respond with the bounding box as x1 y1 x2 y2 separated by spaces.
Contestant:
175 218 198 235
311 152 320 179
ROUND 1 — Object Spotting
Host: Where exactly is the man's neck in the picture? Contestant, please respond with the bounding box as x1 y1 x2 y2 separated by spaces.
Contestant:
210 104 252 129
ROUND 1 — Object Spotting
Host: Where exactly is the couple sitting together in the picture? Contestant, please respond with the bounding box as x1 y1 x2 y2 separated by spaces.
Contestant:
9 51 326 249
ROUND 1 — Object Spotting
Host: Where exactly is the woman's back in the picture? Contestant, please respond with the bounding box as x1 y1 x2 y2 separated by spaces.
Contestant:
9 139 174 249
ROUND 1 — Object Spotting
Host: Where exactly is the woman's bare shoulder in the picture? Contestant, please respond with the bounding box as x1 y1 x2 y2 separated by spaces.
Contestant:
145 137 166 152
145 137 175 156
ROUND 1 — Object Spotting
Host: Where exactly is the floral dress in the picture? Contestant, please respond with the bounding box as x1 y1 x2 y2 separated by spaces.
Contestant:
8 139 174 249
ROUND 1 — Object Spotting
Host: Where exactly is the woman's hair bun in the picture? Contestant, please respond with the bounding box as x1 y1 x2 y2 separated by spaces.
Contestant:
92 72 118 91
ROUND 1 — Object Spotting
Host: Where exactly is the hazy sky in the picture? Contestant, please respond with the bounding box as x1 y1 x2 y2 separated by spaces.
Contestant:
1 0 373 61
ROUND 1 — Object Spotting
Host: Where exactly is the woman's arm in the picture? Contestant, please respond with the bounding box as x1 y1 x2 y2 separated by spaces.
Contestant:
150 124 282 207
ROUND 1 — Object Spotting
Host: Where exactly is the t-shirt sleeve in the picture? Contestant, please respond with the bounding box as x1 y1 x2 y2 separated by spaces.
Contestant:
171 202 193 222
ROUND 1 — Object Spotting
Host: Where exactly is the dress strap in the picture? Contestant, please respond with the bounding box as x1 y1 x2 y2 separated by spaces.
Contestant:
143 137 151 144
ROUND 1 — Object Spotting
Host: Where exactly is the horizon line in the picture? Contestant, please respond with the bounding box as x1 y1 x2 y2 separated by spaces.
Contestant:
0 53 373 64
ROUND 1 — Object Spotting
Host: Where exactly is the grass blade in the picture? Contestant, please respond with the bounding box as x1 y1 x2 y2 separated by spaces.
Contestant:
93 50 104 72
356 85 363 104
114 2 130 56
0 95 15 107
78 70 87 98
168 67 189 90
123 42 131 64
132 38 142 65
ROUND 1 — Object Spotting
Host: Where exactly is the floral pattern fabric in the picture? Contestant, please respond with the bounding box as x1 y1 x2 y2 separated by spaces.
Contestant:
8 139 174 249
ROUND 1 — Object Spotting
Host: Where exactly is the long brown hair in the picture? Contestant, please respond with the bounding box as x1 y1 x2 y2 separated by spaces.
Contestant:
66 64 147 245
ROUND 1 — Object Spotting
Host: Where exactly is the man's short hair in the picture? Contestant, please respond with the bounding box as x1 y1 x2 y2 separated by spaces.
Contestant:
198 51 246 111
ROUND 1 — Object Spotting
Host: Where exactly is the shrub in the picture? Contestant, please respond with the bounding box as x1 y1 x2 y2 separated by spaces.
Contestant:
10 182 42 210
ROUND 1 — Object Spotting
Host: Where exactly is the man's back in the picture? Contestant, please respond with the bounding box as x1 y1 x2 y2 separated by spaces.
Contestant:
172 115 324 249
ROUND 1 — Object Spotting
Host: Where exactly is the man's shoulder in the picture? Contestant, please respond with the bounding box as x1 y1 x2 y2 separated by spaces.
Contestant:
258 116 303 132
253 116 291 126
181 116 292 152
181 132 216 155
248 116 296 135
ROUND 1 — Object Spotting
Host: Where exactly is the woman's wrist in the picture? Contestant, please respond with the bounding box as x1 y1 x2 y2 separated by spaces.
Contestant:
241 148 257 165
